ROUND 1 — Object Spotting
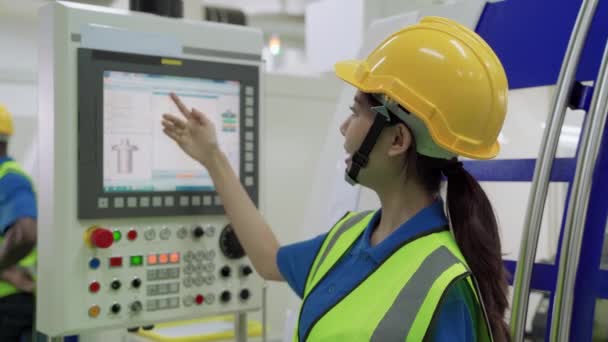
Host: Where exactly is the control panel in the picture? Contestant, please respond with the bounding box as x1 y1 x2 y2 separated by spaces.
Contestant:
81 220 262 325
37 2 265 336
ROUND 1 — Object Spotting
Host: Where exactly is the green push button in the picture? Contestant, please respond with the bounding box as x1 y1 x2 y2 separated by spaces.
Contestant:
130 255 143 266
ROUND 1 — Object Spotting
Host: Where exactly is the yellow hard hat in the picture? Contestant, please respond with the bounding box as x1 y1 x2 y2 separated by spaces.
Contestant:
335 16 508 160
0 104 14 138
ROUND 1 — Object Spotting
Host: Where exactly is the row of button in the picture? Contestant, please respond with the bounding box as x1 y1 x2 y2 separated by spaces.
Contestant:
184 263 215 275
147 267 180 281
183 294 210 307
147 282 180 296
147 253 181 265
89 278 141 293
184 250 216 262
146 297 180 311
242 87 256 187
98 195 223 210
183 275 216 288
141 226 216 241
89 256 142 269
88 300 143 318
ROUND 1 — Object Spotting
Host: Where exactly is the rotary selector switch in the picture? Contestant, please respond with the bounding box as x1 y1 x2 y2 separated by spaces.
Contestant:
219 224 245 259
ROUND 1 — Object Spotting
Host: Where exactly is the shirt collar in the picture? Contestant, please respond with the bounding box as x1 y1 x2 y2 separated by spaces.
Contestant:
360 200 449 263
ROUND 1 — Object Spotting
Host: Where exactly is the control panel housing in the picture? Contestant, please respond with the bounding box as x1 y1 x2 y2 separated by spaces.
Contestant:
37 2 264 336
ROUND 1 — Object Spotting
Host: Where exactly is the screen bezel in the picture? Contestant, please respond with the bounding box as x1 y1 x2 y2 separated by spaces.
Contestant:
77 48 259 219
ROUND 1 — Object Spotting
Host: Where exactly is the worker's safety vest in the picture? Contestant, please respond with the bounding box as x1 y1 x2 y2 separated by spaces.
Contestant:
293 211 493 341
0 160 37 298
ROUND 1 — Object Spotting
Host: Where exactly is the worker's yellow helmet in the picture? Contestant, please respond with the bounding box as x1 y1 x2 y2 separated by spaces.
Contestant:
0 104 14 139
335 16 508 160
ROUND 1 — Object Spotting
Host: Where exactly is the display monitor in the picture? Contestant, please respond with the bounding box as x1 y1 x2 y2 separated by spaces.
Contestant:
77 49 259 218
102 71 240 193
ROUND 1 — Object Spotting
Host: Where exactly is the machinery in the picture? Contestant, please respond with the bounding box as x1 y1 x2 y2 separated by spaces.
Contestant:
37 1 263 338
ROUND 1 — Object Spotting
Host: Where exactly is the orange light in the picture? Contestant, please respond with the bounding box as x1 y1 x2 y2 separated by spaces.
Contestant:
88 305 101 318
159 253 169 264
147 254 158 265
170 252 180 264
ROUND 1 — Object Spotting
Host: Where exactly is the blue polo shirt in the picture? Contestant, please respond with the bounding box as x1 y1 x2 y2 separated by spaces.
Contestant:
0 157 37 235
277 201 478 341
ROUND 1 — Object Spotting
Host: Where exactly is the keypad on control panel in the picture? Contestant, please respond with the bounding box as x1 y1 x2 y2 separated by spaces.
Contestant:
183 249 217 288
85 224 235 316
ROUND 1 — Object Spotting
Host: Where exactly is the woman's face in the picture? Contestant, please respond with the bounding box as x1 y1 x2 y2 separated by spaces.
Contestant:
340 91 413 186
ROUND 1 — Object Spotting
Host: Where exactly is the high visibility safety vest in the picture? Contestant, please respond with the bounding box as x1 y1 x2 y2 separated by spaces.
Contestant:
293 211 493 342
0 160 37 298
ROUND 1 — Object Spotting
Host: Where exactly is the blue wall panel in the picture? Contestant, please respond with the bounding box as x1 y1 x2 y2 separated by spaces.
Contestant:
476 0 608 89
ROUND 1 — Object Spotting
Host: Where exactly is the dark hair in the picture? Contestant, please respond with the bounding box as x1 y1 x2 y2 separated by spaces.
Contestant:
365 93 510 341
415 153 510 341
0 141 6 157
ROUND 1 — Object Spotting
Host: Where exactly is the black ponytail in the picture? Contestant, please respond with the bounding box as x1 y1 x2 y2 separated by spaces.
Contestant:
413 154 510 341
443 162 510 342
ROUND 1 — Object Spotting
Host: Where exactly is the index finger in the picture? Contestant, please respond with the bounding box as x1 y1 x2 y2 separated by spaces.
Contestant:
170 92 192 119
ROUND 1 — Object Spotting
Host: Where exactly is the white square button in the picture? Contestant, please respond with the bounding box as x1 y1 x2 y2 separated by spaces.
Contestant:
203 196 212 206
192 196 201 206
179 196 189 206
113 197 124 208
153 196 163 207
140 197 150 207
127 197 137 208
98 197 109 209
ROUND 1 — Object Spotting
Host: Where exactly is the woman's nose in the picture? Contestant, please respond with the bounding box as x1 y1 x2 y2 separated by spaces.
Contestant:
340 117 349 136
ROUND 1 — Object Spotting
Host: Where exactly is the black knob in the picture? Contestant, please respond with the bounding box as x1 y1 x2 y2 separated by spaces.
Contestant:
239 289 251 301
127 327 140 333
220 291 231 303
219 224 245 259
132 278 141 288
111 303 121 314
220 266 231 278
130 300 143 313
193 226 205 238
240 265 253 277
111 279 121 290
142 325 155 331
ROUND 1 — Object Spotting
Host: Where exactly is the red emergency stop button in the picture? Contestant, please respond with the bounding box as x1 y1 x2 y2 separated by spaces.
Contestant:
86 226 114 249
195 294 204 305
89 281 100 293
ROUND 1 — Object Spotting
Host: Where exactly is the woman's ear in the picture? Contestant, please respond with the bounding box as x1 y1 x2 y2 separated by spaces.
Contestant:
387 123 412 157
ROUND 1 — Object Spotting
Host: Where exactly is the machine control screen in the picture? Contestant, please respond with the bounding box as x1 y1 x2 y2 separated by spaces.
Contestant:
102 71 240 193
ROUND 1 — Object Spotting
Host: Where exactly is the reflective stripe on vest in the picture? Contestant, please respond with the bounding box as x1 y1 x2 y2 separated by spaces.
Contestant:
0 160 37 298
294 211 493 342
306 211 373 289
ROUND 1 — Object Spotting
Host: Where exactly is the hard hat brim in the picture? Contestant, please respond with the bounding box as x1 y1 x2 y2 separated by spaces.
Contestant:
334 60 374 92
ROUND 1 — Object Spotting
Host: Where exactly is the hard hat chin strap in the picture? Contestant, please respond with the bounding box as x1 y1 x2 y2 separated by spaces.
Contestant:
345 107 391 185
344 93 456 185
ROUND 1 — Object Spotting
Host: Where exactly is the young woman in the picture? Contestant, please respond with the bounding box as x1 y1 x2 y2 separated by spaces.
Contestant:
162 16 510 342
